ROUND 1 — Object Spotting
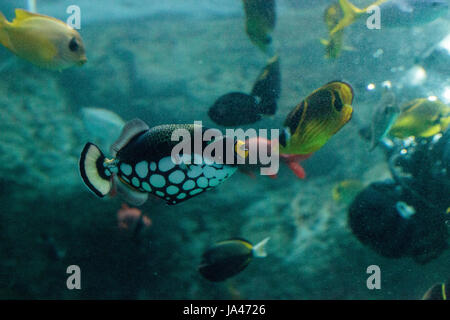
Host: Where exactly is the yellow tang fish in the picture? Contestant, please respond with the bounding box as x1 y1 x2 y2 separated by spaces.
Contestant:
242 0 276 54
388 98 450 139
279 81 354 155
0 9 87 70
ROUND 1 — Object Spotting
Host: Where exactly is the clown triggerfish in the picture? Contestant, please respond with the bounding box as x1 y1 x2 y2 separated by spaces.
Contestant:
79 119 247 205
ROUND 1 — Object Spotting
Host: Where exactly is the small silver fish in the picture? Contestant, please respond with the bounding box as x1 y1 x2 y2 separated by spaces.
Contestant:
369 82 400 150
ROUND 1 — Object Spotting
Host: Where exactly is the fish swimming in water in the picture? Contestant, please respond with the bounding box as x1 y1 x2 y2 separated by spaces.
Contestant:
250 54 280 116
242 0 276 54
279 81 354 155
422 280 448 300
117 203 151 239
198 237 270 282
330 0 448 36
367 82 400 150
79 119 247 206
332 179 365 204
388 98 450 139
321 2 348 59
208 55 280 126
0 9 87 70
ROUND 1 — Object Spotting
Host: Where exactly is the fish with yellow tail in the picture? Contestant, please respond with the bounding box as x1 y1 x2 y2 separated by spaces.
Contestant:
242 0 276 54
422 280 448 300
330 0 448 36
79 119 247 206
198 237 270 282
0 9 87 70
388 98 450 139
279 81 354 155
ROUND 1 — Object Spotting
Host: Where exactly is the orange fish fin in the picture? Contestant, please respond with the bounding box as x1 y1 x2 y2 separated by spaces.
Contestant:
287 161 306 179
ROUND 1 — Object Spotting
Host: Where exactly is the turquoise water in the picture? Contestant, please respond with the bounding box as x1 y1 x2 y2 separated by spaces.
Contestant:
0 0 449 299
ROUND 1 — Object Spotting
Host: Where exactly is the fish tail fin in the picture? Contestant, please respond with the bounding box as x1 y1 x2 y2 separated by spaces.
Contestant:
330 0 364 35
79 143 113 198
0 12 11 49
252 237 270 258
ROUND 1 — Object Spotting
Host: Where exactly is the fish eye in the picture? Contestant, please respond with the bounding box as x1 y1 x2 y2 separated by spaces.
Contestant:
69 37 79 52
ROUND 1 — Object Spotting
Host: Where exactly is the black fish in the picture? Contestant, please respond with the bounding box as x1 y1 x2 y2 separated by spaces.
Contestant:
208 56 280 126
251 55 281 116
198 237 269 282
422 281 448 300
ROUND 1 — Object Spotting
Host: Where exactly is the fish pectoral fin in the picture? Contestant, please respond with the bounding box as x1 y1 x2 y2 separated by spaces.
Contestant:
115 176 148 206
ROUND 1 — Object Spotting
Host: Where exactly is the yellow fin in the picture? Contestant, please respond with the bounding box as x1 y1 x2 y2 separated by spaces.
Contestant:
0 11 12 49
13 9 70 28
330 0 365 35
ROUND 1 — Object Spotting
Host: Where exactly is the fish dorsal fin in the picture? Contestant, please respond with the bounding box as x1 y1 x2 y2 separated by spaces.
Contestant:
110 118 149 157
13 9 71 28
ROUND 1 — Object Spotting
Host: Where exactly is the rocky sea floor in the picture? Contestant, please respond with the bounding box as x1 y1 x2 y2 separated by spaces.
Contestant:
0 6 449 299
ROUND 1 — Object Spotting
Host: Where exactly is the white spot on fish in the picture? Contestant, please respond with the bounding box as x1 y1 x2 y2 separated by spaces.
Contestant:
203 166 216 179
177 193 187 200
135 161 148 178
156 191 165 197
158 157 175 172
209 179 220 187
120 163 132 176
131 177 140 188
150 174 166 188
187 165 202 178
182 180 195 191
166 185 179 195
189 189 203 196
142 182 151 192
150 162 157 171
169 170 185 184
215 169 227 180
197 177 208 188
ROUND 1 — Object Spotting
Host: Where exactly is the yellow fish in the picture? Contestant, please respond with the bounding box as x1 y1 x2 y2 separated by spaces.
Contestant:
332 179 365 204
279 81 354 155
321 3 346 59
0 9 87 70
242 0 276 54
388 98 450 139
